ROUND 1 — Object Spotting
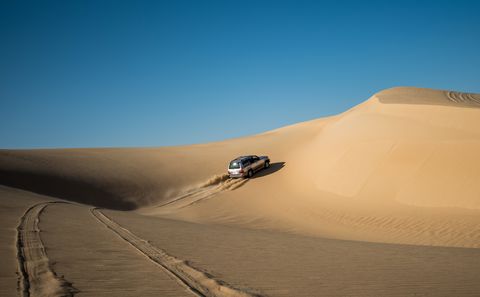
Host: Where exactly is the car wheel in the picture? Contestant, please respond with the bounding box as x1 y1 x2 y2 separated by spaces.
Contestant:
247 170 253 178
264 161 270 168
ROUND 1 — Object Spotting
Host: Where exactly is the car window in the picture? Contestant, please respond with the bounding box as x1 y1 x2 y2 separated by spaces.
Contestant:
242 160 250 166
229 161 240 169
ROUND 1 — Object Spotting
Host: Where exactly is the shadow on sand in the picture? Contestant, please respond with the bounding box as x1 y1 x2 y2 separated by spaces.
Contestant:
0 170 138 210
252 162 285 179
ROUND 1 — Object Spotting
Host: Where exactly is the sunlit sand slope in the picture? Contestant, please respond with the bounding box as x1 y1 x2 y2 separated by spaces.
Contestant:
149 87 480 248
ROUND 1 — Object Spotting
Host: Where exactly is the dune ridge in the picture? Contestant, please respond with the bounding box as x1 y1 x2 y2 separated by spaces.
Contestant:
377 87 480 107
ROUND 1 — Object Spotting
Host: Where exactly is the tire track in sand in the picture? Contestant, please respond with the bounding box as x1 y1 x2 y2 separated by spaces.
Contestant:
16 202 77 297
90 208 262 297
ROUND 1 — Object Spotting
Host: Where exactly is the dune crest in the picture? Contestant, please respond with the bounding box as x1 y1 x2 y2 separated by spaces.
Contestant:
376 87 480 107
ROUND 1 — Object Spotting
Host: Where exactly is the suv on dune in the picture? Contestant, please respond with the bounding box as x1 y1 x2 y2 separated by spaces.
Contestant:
228 155 270 178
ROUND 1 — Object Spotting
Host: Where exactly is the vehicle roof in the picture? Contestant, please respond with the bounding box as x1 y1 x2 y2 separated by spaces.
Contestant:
231 155 257 162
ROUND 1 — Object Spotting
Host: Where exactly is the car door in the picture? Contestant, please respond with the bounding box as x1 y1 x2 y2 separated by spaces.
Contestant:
251 156 261 171
241 159 250 172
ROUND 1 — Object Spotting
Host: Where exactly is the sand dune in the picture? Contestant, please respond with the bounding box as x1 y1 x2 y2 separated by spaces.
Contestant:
2 87 480 249
152 87 480 247
2 87 480 296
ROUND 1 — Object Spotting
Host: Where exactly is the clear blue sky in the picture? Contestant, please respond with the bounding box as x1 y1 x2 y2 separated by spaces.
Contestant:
1 0 479 148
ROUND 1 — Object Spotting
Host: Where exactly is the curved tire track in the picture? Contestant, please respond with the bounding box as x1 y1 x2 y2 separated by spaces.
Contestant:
90 208 261 297
16 202 77 297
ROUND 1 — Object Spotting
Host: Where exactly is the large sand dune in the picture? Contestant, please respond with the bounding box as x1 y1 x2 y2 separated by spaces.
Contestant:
2 87 480 248
2 87 480 296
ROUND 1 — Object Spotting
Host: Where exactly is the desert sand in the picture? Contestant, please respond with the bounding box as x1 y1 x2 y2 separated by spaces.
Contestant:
1 87 480 296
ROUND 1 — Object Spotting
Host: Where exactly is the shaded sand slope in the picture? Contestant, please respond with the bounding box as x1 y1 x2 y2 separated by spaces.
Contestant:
2 87 480 248
106 208 480 297
3 187 480 297
0 187 213 297
40 203 202 297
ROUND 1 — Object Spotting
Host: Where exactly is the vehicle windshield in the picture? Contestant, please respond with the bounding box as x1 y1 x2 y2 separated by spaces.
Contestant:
229 161 241 169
